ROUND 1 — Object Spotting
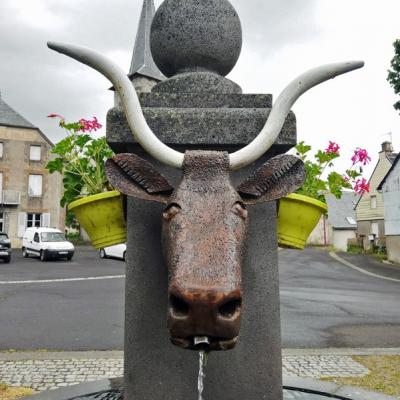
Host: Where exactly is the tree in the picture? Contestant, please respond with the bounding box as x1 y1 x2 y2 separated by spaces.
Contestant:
387 39 400 113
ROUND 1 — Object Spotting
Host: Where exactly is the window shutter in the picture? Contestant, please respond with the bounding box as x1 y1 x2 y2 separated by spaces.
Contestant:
17 212 27 237
42 213 51 228
28 175 43 197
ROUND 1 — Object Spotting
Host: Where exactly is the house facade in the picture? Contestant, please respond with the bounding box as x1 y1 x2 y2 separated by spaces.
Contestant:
355 142 398 250
378 154 400 263
0 93 64 247
306 192 358 251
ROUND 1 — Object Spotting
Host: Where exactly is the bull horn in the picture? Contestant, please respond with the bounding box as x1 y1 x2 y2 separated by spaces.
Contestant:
47 41 185 169
48 42 363 171
229 60 364 170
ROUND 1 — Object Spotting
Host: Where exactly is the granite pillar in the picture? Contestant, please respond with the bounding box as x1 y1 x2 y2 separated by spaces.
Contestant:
106 1 297 398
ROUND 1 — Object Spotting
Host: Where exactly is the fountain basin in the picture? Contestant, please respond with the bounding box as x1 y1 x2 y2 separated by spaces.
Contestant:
25 376 396 400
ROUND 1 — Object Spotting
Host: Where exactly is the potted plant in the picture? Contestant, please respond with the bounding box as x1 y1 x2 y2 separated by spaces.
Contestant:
278 141 371 249
46 114 126 249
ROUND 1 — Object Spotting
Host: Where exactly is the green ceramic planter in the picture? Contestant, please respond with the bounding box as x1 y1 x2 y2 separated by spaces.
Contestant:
68 191 126 249
277 193 328 250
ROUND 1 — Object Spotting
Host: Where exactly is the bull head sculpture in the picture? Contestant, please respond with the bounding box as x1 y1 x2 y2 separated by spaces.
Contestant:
48 41 363 351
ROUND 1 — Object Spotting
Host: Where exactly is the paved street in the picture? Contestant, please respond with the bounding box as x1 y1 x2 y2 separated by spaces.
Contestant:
0 247 125 351
0 246 399 350
280 248 400 348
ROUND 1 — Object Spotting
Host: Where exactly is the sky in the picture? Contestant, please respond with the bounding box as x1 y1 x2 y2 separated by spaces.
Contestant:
1 0 400 179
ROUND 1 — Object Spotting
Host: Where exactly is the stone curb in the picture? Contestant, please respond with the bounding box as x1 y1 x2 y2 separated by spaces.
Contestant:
282 348 400 356
284 376 397 400
330 252 400 283
0 351 123 361
1 348 399 361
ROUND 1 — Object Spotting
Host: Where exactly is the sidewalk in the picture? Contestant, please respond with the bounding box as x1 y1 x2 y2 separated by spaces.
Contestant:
335 251 400 281
1 349 399 392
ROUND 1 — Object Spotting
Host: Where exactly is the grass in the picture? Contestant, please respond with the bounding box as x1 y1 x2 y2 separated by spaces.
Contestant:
0 383 36 400
322 355 400 397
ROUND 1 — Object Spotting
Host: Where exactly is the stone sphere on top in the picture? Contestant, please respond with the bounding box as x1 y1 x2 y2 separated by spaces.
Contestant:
150 0 242 78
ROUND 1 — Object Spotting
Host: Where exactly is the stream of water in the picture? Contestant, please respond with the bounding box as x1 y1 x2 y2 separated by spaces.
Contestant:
198 351 208 400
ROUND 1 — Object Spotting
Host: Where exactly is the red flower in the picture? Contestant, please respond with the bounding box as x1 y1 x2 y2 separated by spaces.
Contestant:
351 148 371 166
325 141 340 155
78 117 102 133
353 178 370 195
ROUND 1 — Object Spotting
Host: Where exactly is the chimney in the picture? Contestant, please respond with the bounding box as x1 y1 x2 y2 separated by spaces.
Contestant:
381 141 393 153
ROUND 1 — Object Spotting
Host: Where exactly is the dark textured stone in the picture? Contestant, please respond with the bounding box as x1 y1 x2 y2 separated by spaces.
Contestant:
124 149 283 400
138 92 273 109
152 71 242 94
150 0 242 78
107 106 296 153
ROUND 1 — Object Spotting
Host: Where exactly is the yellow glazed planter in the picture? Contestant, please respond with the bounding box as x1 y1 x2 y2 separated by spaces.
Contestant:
68 191 126 249
277 193 328 250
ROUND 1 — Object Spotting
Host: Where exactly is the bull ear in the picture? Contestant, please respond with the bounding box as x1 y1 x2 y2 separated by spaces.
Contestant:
106 154 174 204
237 154 305 205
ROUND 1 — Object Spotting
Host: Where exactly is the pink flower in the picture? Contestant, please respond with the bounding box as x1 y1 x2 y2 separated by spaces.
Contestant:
78 117 102 133
353 178 370 195
325 141 340 154
351 148 371 166
343 175 350 182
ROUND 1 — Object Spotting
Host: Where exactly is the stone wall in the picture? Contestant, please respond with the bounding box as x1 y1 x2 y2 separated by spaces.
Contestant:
386 235 400 264
0 126 64 247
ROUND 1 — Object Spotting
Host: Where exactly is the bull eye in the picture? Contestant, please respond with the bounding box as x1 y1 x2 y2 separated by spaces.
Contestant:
163 203 181 220
232 201 248 220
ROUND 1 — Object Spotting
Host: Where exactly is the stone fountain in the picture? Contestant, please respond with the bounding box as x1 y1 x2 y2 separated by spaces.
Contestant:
27 1 395 399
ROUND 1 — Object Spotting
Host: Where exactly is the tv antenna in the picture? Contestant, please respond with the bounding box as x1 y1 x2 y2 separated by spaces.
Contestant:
381 132 393 142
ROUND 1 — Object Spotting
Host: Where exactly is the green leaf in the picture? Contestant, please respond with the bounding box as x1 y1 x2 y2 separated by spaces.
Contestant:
295 141 312 156
75 134 92 148
46 158 64 173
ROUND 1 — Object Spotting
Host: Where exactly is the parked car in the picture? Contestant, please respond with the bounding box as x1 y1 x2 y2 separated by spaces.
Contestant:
0 232 11 263
22 227 75 261
99 243 126 261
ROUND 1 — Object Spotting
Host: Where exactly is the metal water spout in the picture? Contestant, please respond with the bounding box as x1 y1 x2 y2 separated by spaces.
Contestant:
194 336 210 348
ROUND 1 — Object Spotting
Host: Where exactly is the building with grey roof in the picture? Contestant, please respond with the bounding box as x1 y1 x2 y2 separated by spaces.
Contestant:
307 192 359 251
0 93 64 247
0 91 35 130
378 153 400 263
355 141 398 250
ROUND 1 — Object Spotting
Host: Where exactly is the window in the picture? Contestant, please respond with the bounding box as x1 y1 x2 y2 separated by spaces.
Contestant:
41 232 65 242
28 175 42 197
34 232 40 243
27 213 41 228
371 222 379 237
370 195 377 209
30 145 41 161
0 213 3 232
0 143 3 158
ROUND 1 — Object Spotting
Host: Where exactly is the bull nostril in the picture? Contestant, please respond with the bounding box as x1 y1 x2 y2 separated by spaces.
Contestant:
218 298 242 319
169 294 190 317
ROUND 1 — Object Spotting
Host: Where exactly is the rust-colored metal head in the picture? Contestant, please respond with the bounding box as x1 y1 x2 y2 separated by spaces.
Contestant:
106 150 305 351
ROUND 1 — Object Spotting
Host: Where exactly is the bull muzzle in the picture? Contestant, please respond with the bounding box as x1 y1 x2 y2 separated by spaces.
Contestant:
168 286 242 351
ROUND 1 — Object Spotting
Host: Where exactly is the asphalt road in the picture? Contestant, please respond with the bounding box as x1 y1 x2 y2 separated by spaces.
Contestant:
0 247 125 351
280 247 400 348
0 246 398 350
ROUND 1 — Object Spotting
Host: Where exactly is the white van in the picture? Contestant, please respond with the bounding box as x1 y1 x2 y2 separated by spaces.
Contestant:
22 227 75 261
